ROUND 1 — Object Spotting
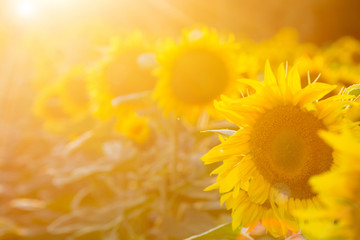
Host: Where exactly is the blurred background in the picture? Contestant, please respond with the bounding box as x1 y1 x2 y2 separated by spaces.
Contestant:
1 0 360 43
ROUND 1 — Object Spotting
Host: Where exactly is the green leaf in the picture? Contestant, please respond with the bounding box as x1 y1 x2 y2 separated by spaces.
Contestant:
185 223 240 240
343 83 360 97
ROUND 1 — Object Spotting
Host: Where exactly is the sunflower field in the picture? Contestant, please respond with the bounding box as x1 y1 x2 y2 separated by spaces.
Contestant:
0 0 359 240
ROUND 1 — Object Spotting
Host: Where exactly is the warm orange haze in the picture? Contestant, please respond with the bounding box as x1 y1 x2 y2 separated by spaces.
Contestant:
0 0 359 239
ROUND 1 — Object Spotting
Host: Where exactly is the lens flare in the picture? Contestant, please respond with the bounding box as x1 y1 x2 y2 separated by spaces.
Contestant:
15 0 37 19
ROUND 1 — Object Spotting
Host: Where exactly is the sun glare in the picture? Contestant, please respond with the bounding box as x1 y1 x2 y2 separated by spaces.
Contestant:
0 0 359 239
15 0 37 19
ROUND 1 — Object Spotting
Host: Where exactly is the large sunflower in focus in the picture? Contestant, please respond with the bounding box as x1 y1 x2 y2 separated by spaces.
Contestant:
153 27 242 124
202 62 354 237
89 32 158 120
299 130 360 240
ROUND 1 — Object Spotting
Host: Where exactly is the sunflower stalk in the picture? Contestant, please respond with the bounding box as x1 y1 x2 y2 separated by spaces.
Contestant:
170 116 181 187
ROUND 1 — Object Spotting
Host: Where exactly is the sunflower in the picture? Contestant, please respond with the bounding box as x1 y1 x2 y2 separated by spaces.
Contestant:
343 84 360 122
89 32 158 120
57 66 90 117
34 86 70 121
322 37 360 67
153 27 243 124
202 61 354 237
36 68 90 120
299 130 360 240
295 56 326 88
33 67 93 135
255 29 300 67
316 37 360 89
255 28 318 70
33 85 71 133
294 54 349 94
114 112 150 145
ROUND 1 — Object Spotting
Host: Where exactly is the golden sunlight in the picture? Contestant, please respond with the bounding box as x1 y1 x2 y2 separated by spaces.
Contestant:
0 1 359 239
14 0 37 19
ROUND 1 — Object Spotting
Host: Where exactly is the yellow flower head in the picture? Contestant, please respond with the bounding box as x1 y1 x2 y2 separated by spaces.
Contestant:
256 29 300 66
316 37 360 89
295 56 325 88
323 37 360 67
153 27 243 124
89 32 158 120
33 66 92 134
33 85 70 133
115 113 150 145
202 61 354 237
343 84 360 122
57 66 90 117
295 53 360 98
34 82 70 119
255 28 318 69
299 130 360 240
34 66 91 120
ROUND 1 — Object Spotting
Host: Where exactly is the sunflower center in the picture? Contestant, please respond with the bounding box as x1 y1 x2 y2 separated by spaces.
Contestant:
170 48 229 105
43 92 69 120
249 105 333 199
271 131 306 173
67 76 90 106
